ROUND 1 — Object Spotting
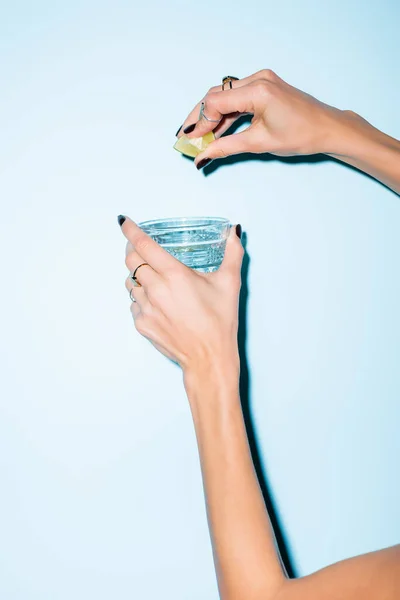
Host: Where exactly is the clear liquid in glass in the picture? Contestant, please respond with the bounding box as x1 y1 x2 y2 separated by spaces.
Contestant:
139 217 230 273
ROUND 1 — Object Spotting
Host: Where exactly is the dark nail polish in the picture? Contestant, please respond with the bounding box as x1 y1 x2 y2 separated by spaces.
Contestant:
117 215 126 227
235 224 242 239
196 158 212 170
183 123 196 134
175 125 182 136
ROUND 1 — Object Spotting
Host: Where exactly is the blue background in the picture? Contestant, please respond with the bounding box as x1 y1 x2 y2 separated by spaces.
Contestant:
0 1 399 598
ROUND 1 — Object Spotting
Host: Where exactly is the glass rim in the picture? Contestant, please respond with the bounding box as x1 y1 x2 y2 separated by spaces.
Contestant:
138 216 231 231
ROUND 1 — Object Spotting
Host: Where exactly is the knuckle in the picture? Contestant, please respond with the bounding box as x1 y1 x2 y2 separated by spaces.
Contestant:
237 242 245 258
135 235 150 254
211 143 228 159
215 149 228 159
135 314 148 336
232 270 242 286
255 80 271 99
148 282 165 304
125 252 134 270
205 91 217 105
141 302 153 317
261 68 276 80
165 266 187 283
234 274 243 291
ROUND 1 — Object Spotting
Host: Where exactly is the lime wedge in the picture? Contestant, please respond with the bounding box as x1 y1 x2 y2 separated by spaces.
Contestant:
174 131 215 158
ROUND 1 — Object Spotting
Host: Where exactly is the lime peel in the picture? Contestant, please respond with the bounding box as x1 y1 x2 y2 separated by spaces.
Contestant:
174 131 215 158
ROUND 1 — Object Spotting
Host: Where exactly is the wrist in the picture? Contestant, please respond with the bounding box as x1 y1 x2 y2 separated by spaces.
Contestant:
184 355 240 393
321 108 364 156
325 109 397 159
183 354 241 412
324 109 400 192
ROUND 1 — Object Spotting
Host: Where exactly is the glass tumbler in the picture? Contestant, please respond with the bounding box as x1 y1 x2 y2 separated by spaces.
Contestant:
138 217 231 273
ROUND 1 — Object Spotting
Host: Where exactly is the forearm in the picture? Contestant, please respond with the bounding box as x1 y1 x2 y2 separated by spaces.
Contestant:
184 361 286 600
327 110 400 194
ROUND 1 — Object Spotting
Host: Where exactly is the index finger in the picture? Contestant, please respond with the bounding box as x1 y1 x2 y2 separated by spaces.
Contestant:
177 70 269 138
186 86 257 140
119 216 178 274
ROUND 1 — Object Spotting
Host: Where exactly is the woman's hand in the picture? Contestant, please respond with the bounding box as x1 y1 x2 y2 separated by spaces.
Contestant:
177 68 400 194
177 69 344 168
119 217 244 374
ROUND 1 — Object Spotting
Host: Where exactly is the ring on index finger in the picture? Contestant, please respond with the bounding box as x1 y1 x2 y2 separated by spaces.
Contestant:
199 101 221 123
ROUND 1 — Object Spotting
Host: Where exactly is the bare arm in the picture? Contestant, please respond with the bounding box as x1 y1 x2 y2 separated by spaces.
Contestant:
185 366 286 600
119 218 400 600
327 110 400 194
185 363 400 600
280 546 400 600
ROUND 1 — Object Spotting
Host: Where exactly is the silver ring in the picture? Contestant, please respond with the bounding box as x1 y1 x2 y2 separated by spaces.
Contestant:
129 288 136 303
199 101 221 123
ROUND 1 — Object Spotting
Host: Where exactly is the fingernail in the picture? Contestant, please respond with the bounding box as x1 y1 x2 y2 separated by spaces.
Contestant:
183 123 196 134
235 224 242 239
118 215 126 227
175 125 182 136
196 158 212 170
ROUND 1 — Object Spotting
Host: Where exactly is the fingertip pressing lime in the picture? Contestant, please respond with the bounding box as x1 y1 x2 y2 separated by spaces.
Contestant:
173 131 215 158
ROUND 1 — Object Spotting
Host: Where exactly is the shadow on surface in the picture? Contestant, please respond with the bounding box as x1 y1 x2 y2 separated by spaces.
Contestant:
203 148 395 195
204 151 386 195
238 232 296 578
184 114 394 194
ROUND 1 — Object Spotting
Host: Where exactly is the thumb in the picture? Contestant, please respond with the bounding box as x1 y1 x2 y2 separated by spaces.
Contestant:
219 224 244 275
194 129 257 168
